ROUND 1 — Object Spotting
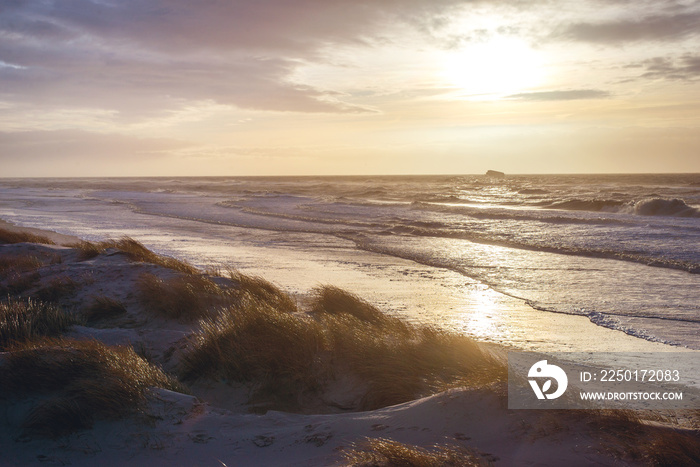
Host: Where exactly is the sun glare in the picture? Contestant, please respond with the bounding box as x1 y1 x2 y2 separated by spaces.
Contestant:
442 37 544 98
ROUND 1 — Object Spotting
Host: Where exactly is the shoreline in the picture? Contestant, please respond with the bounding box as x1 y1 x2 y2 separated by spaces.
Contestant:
0 216 691 355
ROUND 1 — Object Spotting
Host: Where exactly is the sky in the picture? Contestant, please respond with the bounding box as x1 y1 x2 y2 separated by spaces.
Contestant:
1 0 699 176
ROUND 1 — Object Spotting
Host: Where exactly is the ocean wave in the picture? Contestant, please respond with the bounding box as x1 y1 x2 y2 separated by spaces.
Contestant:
548 199 625 212
518 188 549 195
413 195 471 204
632 198 700 217
410 201 630 225
587 313 681 346
546 197 700 217
369 226 700 274
522 304 692 348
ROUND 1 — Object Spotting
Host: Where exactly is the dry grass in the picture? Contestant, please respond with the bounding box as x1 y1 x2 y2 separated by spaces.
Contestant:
310 285 386 324
0 255 43 296
0 252 64 297
71 237 197 274
641 430 700 466
0 254 44 274
0 227 55 245
229 271 297 313
532 408 700 466
180 287 504 412
180 301 326 408
137 272 235 321
312 287 504 410
2 271 41 296
0 299 78 349
34 275 78 303
575 409 700 466
0 337 186 438
342 438 489 467
82 296 128 325
324 314 503 410
136 268 296 322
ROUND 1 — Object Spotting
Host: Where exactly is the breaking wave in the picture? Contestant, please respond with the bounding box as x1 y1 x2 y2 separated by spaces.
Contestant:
632 198 700 217
547 197 700 217
548 199 626 212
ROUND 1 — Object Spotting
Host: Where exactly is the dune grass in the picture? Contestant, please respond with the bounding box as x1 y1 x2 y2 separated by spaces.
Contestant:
0 251 66 297
0 337 186 438
180 286 504 411
0 227 55 245
0 255 43 296
180 301 326 408
0 299 77 350
71 237 197 274
313 285 504 409
578 409 700 466
82 296 128 325
641 430 700 466
34 275 79 303
137 272 235 321
310 285 387 324
229 271 297 313
342 438 488 467
137 268 297 322
0 254 44 274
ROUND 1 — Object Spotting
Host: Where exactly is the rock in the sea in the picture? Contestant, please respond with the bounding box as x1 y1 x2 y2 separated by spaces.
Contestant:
485 170 505 177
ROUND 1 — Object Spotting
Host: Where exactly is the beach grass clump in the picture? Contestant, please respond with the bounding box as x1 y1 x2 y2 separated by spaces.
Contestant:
180 301 326 407
82 296 128 325
181 286 504 412
342 438 488 467
0 252 65 297
311 286 504 409
1 271 41 296
34 275 79 303
578 410 700 466
0 254 44 274
310 285 387 324
72 237 197 274
0 337 186 438
0 299 78 350
137 272 234 321
229 271 297 313
0 255 43 296
0 227 55 245
324 313 503 410
641 430 700 467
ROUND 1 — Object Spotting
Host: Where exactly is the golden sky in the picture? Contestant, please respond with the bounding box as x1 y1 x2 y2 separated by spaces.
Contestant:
1 0 699 176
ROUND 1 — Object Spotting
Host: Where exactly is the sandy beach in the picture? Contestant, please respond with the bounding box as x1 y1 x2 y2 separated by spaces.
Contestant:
1 220 699 466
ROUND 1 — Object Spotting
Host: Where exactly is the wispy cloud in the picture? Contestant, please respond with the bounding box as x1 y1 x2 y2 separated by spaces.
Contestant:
629 55 700 81
555 11 700 44
507 89 611 101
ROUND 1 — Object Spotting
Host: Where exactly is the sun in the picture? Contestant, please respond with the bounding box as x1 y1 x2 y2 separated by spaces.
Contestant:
441 37 544 97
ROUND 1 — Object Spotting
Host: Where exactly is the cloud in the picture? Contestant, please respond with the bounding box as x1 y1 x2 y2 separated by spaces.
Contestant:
555 11 700 44
629 55 700 81
506 89 612 101
0 48 374 115
1 0 461 116
36 1 444 55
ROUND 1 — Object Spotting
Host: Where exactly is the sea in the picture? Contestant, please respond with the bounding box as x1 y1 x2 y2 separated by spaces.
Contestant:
1 174 698 351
